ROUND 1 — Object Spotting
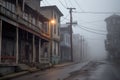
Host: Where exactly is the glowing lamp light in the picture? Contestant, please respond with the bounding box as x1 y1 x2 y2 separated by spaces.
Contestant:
50 19 56 24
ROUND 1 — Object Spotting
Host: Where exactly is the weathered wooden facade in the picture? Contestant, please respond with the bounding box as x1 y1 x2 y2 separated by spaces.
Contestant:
0 0 51 66
40 6 63 64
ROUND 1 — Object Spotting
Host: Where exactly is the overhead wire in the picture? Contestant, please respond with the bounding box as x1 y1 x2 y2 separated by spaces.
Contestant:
84 37 106 40
79 19 104 24
57 0 67 9
69 0 74 7
73 11 120 14
80 25 107 34
64 0 68 8
77 26 106 35
74 0 84 12
44 0 50 5
61 14 69 22
42 0 47 6
78 24 106 32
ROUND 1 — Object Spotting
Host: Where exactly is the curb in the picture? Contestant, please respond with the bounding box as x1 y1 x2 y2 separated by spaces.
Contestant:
0 63 74 80
54 62 74 68
0 69 41 80
0 71 29 80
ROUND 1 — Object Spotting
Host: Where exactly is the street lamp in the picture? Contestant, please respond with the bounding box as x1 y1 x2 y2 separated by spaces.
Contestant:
50 19 56 25
49 19 56 64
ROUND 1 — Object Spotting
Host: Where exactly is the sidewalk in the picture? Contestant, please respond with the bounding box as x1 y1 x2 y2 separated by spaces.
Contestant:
0 62 74 80
0 67 40 80
110 63 120 80
54 62 74 68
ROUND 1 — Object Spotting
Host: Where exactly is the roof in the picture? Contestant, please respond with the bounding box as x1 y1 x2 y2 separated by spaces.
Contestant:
60 24 70 28
105 14 120 21
40 5 63 16
24 2 49 21
60 24 72 33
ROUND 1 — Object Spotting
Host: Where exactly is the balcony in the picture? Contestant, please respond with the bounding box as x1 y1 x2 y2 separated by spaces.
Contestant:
40 58 49 63
0 5 49 38
52 34 60 41
60 41 71 47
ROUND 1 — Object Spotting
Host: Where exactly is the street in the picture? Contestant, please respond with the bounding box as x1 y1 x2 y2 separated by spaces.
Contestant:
64 61 118 80
11 60 119 80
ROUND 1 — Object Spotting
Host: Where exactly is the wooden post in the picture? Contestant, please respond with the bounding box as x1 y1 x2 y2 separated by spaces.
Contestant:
16 27 19 64
33 35 35 62
39 39 41 62
0 20 2 63
67 8 76 61
16 0 18 14
48 42 51 62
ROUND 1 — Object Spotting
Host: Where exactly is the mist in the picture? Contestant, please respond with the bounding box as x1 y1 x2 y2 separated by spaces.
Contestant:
41 0 120 61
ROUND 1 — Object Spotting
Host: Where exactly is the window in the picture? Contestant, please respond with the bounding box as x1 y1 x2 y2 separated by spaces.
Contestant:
38 21 42 29
11 4 15 13
117 20 120 24
32 17 36 25
43 22 48 32
112 19 116 24
23 13 28 20
60 34 64 41
2 1 15 13
54 25 56 34
7 2 11 11
2 1 6 7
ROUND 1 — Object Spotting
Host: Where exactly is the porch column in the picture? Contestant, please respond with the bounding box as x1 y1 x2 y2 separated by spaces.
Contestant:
39 39 41 62
0 0 2 5
0 20 2 63
32 35 35 62
48 42 51 62
16 27 19 64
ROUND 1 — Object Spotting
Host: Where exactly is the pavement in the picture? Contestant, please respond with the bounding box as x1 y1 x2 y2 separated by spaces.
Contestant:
0 62 75 80
11 61 90 80
109 62 120 80
53 62 74 68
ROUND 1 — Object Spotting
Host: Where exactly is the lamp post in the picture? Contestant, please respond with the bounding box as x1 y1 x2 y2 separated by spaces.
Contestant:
49 19 56 64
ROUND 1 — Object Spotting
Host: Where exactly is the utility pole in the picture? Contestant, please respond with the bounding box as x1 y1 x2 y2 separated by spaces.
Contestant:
67 8 76 61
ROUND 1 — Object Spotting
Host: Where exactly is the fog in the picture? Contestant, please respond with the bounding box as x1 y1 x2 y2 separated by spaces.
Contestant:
41 0 120 61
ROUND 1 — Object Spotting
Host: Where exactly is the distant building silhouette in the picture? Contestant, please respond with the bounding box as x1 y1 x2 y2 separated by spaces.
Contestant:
60 24 71 62
105 14 120 63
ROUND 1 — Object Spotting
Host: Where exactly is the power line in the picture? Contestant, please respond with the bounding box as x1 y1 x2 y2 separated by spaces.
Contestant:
61 14 69 22
78 24 107 32
73 11 120 14
80 25 107 34
57 0 67 9
42 0 47 6
74 0 84 12
84 37 106 40
61 14 69 20
69 0 74 7
44 0 50 5
64 0 68 8
79 19 104 24
77 26 106 35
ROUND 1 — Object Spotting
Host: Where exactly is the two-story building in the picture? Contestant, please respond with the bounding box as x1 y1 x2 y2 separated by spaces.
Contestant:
40 5 63 64
0 0 51 73
72 34 82 63
60 24 71 62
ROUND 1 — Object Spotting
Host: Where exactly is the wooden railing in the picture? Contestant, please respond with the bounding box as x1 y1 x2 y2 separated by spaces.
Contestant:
40 58 49 63
0 5 49 38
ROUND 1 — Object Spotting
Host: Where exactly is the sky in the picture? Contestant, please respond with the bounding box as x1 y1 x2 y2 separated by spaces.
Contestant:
41 0 120 60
